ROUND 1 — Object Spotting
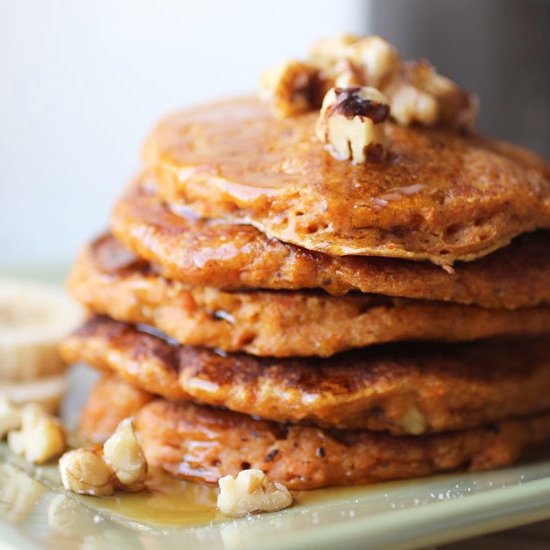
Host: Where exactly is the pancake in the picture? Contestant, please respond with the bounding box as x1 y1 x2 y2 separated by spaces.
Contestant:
68 234 550 357
61 317 550 435
143 97 550 265
80 377 550 490
111 181 550 309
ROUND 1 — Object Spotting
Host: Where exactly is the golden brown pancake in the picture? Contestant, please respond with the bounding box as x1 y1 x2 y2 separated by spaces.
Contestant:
62 317 550 435
111 181 550 309
143 97 550 265
69 234 550 357
81 377 550 490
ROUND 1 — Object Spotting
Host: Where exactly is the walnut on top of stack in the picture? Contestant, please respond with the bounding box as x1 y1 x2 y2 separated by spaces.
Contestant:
260 34 476 128
260 34 476 163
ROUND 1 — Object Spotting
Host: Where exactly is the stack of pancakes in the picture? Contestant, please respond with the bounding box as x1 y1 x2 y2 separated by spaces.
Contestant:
60 97 550 490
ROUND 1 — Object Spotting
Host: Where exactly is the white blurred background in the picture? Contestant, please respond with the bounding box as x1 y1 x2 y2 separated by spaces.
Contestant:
0 0 366 272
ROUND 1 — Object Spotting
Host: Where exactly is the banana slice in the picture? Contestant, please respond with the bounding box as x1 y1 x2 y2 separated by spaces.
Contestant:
0 374 67 413
0 279 83 381
0 375 68 413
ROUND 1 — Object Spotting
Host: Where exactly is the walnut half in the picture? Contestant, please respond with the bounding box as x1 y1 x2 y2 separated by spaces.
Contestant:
387 60 477 129
217 469 293 517
259 35 477 131
59 448 115 496
315 86 390 163
259 60 322 118
7 405 66 464
59 417 147 496
310 34 400 88
103 418 147 491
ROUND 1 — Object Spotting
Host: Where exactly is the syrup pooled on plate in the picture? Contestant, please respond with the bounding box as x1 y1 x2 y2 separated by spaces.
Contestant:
95 470 220 527
90 468 374 528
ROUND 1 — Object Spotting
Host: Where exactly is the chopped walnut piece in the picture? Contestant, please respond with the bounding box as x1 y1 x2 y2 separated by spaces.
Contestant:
103 418 147 490
308 34 361 68
217 469 293 517
260 34 476 129
387 60 477 129
310 35 400 88
7 405 66 464
316 86 390 163
389 83 439 126
286 35 400 108
348 36 400 87
59 448 115 496
309 34 400 95
59 417 148 497
259 60 321 118
326 58 363 88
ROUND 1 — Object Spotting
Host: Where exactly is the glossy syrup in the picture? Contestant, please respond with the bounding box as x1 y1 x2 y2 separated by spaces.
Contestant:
92 469 374 528
94 471 220 527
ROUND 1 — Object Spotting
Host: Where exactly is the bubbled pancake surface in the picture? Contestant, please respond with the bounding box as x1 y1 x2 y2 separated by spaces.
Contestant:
62 317 550 435
68 234 550 357
81 377 550 490
143 97 550 265
111 181 550 309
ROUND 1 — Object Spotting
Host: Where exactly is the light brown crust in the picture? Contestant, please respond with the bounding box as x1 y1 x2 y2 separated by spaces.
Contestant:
143 97 550 265
80 377 550 490
62 317 550 435
68 234 550 357
111 181 550 309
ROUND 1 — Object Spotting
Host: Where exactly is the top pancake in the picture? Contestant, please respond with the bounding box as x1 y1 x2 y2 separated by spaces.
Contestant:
111 180 550 309
143 97 550 265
